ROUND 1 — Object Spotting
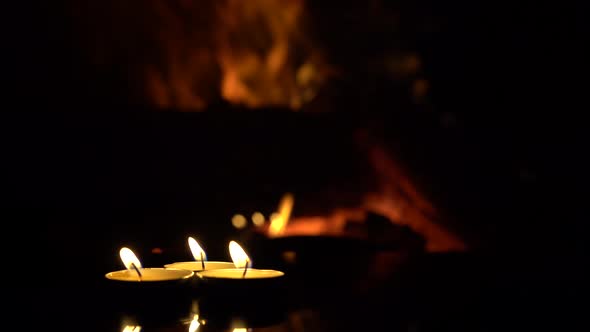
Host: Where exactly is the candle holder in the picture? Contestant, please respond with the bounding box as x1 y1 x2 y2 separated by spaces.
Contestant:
164 261 235 272
104 271 195 323
195 269 287 324
104 247 196 322
194 241 287 319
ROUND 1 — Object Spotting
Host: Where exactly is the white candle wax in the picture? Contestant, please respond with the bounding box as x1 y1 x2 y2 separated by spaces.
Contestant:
197 268 284 280
164 261 236 271
105 268 194 282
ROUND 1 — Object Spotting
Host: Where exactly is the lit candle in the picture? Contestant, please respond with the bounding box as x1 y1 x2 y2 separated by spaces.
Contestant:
164 237 235 272
105 247 196 322
105 247 194 282
195 241 286 320
196 241 284 280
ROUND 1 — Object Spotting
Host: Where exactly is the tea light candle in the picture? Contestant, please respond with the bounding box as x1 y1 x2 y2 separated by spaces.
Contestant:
195 242 286 321
105 247 194 282
104 247 195 322
164 237 235 272
196 241 284 280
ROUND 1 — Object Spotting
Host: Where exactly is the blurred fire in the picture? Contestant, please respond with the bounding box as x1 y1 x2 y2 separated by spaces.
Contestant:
264 143 466 253
216 0 328 109
72 1 458 251
75 0 329 110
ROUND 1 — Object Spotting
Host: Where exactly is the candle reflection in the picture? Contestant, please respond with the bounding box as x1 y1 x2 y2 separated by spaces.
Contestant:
188 315 200 332
122 326 141 332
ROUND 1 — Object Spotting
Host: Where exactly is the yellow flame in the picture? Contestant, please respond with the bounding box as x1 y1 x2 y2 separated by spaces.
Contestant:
188 315 200 332
232 329 248 332
268 193 294 237
122 326 142 332
188 237 207 262
229 241 252 268
119 247 142 270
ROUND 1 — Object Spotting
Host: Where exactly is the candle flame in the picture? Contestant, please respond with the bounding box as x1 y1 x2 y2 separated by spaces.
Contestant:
119 247 142 270
229 241 252 268
188 315 200 332
188 237 207 262
122 326 142 332
268 193 294 237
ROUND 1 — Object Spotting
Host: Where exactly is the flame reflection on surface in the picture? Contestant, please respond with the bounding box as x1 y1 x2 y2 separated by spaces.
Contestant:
188 315 200 332
122 326 141 332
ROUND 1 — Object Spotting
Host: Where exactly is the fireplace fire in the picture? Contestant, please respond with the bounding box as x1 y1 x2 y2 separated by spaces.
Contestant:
70 0 418 111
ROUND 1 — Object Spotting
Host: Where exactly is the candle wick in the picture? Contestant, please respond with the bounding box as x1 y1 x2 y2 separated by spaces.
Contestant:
242 260 249 278
130 263 142 281
200 252 205 270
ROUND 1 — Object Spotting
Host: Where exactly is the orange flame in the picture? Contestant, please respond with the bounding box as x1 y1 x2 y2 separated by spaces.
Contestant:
268 193 294 237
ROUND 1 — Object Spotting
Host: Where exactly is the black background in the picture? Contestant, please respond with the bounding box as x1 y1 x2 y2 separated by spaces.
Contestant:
2 1 588 330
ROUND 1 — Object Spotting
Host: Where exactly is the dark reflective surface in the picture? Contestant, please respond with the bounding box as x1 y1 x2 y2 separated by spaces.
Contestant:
3 108 586 331
5 1 587 330
14 246 585 332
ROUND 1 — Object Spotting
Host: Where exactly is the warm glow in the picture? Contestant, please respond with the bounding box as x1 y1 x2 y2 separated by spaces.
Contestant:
268 193 294 237
251 212 265 226
269 213 281 234
119 247 142 270
122 326 142 332
232 329 248 332
228 241 252 268
188 315 200 332
188 237 207 262
231 214 247 229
